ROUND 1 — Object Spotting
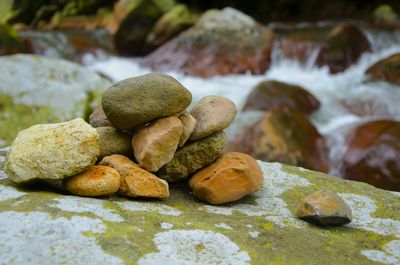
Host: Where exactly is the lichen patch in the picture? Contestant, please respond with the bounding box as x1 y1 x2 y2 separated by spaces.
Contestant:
50 196 124 222
115 201 182 216
138 230 251 265
0 211 122 265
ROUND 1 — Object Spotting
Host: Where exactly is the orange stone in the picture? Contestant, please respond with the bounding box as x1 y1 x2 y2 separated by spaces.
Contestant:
63 165 121 197
99 154 169 199
189 152 263 204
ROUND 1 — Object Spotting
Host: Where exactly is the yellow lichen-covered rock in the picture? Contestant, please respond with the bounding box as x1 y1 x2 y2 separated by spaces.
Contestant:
5 118 99 183
99 154 169 199
63 166 121 197
189 152 264 204
132 116 183 172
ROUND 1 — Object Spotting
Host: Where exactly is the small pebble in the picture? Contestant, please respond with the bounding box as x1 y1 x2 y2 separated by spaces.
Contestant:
297 189 352 227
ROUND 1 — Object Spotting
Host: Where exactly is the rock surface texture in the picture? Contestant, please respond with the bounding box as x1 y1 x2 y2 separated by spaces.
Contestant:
102 73 192 131
142 7 274 77
4 118 99 183
1 148 399 265
189 152 264 204
0 54 110 148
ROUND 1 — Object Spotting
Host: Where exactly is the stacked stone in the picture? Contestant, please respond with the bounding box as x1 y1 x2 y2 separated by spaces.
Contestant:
4 73 264 205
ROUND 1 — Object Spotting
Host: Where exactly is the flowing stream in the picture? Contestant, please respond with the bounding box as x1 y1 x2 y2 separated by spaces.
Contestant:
82 23 400 177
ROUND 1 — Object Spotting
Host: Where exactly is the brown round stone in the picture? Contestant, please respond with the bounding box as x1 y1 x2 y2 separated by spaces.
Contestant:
63 165 121 197
189 152 264 204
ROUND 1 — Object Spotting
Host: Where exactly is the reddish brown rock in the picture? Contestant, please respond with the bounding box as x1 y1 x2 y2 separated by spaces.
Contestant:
339 99 391 118
280 37 321 63
341 120 400 191
243 80 320 115
132 116 183 172
63 165 121 197
366 53 400 85
99 154 169 199
316 23 371 73
189 152 264 205
142 8 274 77
297 190 352 227
226 106 329 173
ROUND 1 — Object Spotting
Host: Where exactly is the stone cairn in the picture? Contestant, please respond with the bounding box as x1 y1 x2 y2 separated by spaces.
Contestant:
3 73 352 226
4 73 263 205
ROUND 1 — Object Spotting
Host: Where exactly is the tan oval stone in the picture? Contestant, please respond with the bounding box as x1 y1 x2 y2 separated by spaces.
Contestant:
63 165 121 197
96 127 133 159
189 152 264 204
132 116 183 172
99 154 169 199
178 112 197 147
190 96 237 141
297 189 352 227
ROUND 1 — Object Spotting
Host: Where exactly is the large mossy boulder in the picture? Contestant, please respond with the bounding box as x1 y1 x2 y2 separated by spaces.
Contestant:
0 54 111 148
142 7 274 77
366 53 400 86
0 149 399 264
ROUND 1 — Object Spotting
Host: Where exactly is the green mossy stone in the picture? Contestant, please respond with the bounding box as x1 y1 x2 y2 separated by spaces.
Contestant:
102 73 192 132
157 131 227 182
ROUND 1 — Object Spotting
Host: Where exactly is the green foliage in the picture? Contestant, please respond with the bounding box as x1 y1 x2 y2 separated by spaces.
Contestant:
0 0 17 24
374 5 398 21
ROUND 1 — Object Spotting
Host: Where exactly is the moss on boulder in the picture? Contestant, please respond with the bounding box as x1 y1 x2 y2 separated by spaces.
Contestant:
0 148 399 264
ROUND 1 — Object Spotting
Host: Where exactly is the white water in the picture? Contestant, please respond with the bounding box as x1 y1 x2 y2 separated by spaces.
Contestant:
83 26 400 176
